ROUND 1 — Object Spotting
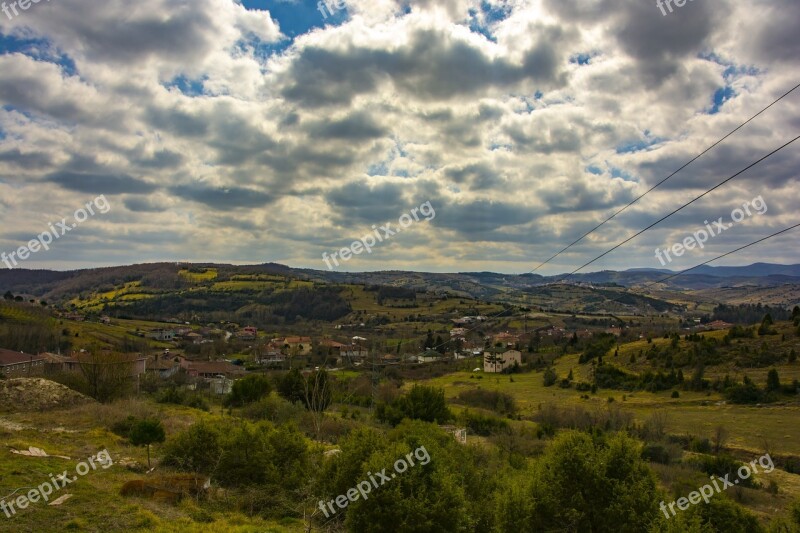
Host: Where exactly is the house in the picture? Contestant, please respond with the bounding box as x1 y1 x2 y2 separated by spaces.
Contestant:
100 315 111 324
64 313 85 322
483 350 522 373
209 375 234 395
338 344 368 365
145 329 176 341
705 320 734 331
184 361 246 379
147 358 180 379
0 349 45 376
184 332 204 345
236 326 258 341
258 342 289 367
278 336 312 355
492 332 519 347
450 328 468 339
380 354 401 365
56 352 147 378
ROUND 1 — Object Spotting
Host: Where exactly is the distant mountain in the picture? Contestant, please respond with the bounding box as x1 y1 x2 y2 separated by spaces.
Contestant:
625 268 673 274
683 263 800 278
0 262 798 311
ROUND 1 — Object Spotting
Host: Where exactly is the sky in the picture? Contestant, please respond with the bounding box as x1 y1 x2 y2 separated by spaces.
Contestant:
0 0 798 275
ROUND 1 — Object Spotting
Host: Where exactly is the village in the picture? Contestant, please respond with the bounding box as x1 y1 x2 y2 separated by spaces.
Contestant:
0 306 736 397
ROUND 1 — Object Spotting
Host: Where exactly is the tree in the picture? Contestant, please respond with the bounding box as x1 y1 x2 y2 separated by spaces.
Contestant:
423 330 435 349
76 348 136 403
758 313 776 336
277 368 307 405
225 373 272 407
161 422 222 475
712 425 729 454
342 420 486 532
543 367 558 387
376 385 451 426
3 291 13 300
766 368 781 392
303 369 333 438
129 419 166 468
495 431 659 532
435 335 446 354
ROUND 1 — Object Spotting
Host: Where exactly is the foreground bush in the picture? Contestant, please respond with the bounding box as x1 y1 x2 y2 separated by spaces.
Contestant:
495 431 659 532
375 385 452 426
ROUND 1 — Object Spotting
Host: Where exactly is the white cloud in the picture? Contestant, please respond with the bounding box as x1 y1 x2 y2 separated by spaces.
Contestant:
0 0 798 273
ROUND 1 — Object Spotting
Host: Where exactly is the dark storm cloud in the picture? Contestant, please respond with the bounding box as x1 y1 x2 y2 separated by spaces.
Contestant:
0 148 53 169
747 0 800 63
52 4 219 66
325 181 409 224
169 184 275 209
281 26 569 107
134 149 186 169
444 162 505 190
123 197 168 213
145 107 209 137
307 113 388 141
433 199 536 234
613 0 718 87
45 171 158 195
505 122 582 154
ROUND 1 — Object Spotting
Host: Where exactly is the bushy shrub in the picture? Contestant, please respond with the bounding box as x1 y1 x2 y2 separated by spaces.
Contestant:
641 444 671 464
111 415 138 438
156 386 185 405
460 411 509 436
455 389 517 415
241 394 306 425
185 395 210 412
376 385 451 426
689 437 712 453
225 373 272 407
543 367 557 387
161 422 223 475
692 454 757 488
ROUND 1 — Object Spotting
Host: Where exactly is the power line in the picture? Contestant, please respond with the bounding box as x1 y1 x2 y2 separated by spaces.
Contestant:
363 85 800 364
559 134 800 279
424 133 799 349
578 221 800 310
424 221 800 359
529 81 800 274
410 95 800 356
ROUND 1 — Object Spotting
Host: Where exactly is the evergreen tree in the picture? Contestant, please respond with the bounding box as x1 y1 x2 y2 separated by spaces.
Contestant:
129 419 166 468
767 368 781 392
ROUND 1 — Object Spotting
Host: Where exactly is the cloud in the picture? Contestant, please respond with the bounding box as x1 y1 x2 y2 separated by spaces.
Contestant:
0 0 797 273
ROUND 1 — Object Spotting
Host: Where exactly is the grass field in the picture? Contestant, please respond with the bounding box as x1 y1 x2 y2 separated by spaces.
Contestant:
0 401 304 532
423 354 800 456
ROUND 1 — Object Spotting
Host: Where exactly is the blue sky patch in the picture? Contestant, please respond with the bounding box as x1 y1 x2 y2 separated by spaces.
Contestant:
710 86 736 114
